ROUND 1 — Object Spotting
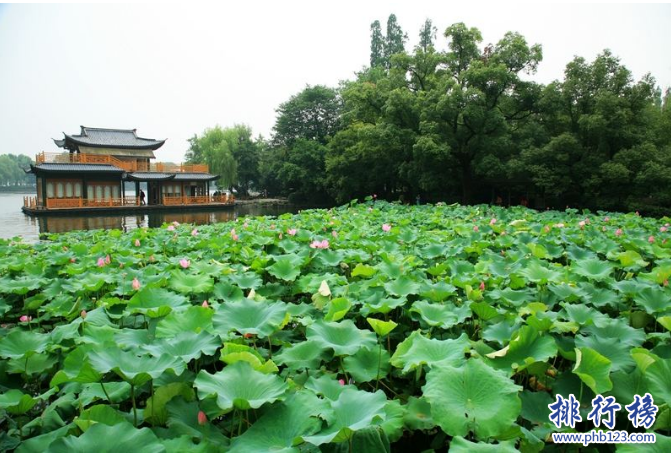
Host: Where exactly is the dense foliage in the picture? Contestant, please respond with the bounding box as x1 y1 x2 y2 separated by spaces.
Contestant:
186 15 670 214
1 202 671 451
0 154 34 188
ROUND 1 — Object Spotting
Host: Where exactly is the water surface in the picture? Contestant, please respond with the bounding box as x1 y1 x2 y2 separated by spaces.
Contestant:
0 192 303 243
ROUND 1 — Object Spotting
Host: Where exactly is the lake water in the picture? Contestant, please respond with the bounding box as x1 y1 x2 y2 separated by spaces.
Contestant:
0 192 304 243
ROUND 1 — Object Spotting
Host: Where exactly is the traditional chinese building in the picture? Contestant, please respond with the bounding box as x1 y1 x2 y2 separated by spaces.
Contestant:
23 126 233 214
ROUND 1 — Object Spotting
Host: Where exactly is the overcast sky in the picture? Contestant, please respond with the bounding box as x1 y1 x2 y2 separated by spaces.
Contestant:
1 2 670 163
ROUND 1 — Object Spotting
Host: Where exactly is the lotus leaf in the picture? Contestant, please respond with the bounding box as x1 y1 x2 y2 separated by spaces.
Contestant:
306 319 376 356
391 331 469 373
194 361 288 411
423 359 521 439
212 297 287 337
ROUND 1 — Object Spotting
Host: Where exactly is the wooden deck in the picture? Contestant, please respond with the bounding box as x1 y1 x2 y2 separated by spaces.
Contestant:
22 195 235 217
35 151 210 173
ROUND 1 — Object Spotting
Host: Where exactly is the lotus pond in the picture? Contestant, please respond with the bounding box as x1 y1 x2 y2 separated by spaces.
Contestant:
1 201 670 452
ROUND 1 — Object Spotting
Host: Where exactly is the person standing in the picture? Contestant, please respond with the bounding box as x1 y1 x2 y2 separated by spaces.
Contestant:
140 190 146 205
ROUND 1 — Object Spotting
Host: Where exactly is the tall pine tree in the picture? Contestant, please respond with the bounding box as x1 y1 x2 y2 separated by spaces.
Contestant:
384 14 407 68
418 19 437 52
370 20 384 68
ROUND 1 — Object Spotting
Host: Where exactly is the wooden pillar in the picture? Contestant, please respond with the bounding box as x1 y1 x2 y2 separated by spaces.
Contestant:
41 176 47 207
135 181 140 205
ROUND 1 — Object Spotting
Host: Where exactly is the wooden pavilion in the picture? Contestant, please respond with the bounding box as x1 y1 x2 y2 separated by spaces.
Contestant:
22 126 233 215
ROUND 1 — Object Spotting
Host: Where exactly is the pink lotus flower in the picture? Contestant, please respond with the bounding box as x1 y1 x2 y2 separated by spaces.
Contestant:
243 222 249 228
149 255 156 263
648 236 655 243
270 224 276 229
555 223 565 228
230 228 236 236
132 277 141 291
602 226 607 232
479 281 485 291
19 315 31 323
167 225 175 231
338 379 345 386
198 410 207 426
604 216 610 222
232 234 239 241
179 258 190 269
664 280 669 287
382 224 391 232
191 229 198 237
661 226 668 233
579 220 586 229
134 239 141 247
636 211 640 216
278 233 283 240
310 239 330 249
172 221 180 226
332 230 338 238
373 194 377 199
81 310 87 319
490 218 497 226
287 228 297 236
202 300 209 308
104 255 111 264
544 226 550 233
97 257 105 267
473 225 479 232
70 257 76 263
615 229 623 236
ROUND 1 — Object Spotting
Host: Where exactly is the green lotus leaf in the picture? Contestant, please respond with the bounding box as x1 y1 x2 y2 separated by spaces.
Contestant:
343 346 391 383
384 276 420 297
351 264 377 278
403 396 435 431
8 352 58 375
316 249 345 267
418 281 457 302
0 389 37 415
302 388 388 446
572 258 615 281
306 319 376 356
75 404 127 432
164 398 230 447
390 331 469 373
88 347 186 386
159 436 210 453
482 320 520 346
14 425 71 453
304 374 352 401
212 297 287 337
155 306 213 338
169 271 214 294
658 316 671 331
194 361 288 412
615 250 649 268
644 357 671 406
228 392 327 453
519 261 562 285
361 296 406 316
275 340 329 371
366 318 398 337
324 297 351 322
633 287 670 314
0 329 50 359
50 346 102 387
470 301 499 321
220 342 278 373
142 331 220 363
409 300 464 329
267 257 302 281
144 382 196 426
127 288 188 318
573 347 613 394
449 437 518 453
0 276 43 295
45 420 164 453
228 271 263 289
212 281 244 302
486 326 557 374
423 359 521 439
78 381 131 406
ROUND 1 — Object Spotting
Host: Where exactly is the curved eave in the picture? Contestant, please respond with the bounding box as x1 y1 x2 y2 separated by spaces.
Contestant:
63 134 167 150
125 173 176 182
28 163 125 176
173 173 219 182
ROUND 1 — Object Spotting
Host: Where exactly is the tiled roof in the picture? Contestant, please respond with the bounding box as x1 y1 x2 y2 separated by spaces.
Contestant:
173 173 219 181
30 163 125 173
55 126 166 150
125 172 176 181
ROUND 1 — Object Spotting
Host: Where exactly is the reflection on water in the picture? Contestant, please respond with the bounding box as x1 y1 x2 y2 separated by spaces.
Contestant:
1 192 305 243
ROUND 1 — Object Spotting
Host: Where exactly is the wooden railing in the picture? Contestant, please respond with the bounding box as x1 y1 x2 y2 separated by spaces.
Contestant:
35 152 209 173
163 194 235 206
23 196 38 208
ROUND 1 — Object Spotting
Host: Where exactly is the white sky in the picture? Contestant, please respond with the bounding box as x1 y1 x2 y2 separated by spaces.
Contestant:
0 2 670 163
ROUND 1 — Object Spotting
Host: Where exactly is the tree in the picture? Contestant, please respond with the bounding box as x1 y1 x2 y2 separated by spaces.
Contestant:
417 19 437 52
272 85 341 147
191 125 260 194
184 134 204 164
384 14 407 69
370 20 385 68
